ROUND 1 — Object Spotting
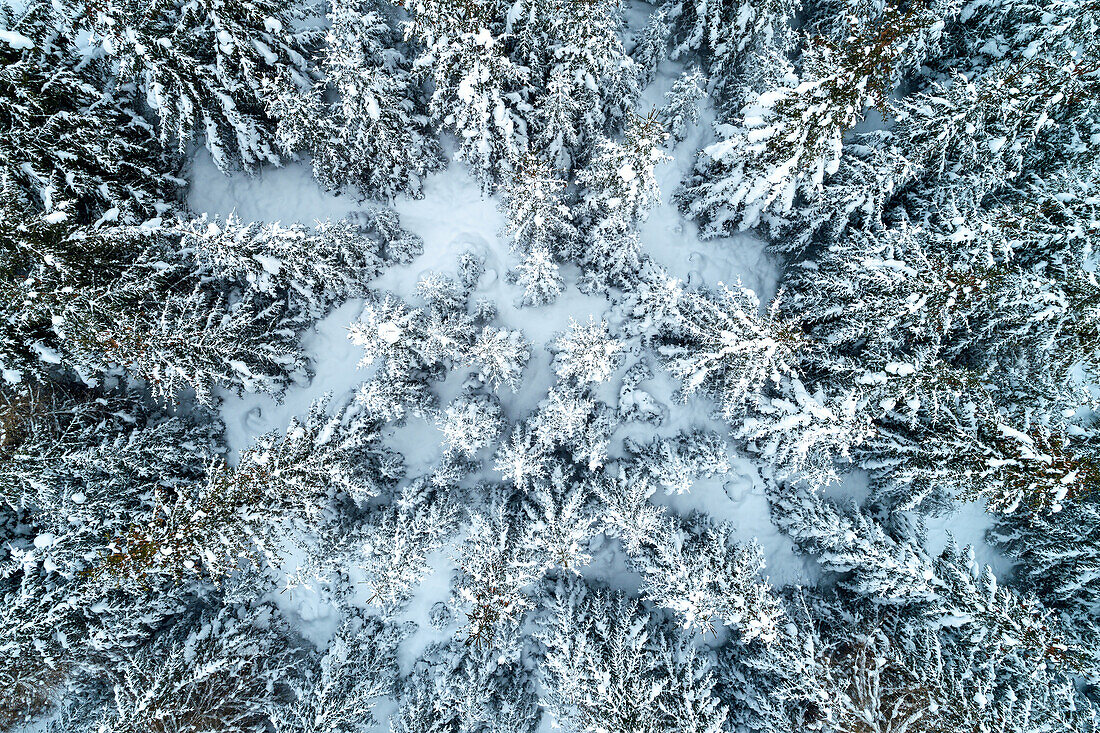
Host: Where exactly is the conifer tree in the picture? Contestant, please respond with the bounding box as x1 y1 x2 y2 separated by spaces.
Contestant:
650 281 797 419
493 425 551 493
92 602 297 733
500 156 576 260
664 0 797 99
272 612 405 733
552 318 626 386
272 0 444 199
436 389 504 458
661 69 707 143
355 479 460 616
393 628 541 732
595 468 783 639
519 462 599 573
579 112 670 226
0 2 174 229
625 430 731 495
455 491 540 647
527 0 639 170
416 25 528 188
84 0 316 171
537 577 728 733
513 247 565 306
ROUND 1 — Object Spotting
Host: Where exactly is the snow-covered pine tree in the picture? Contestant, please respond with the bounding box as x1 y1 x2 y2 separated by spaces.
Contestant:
436 389 504 458
183 214 384 324
526 0 639 171
410 6 528 188
744 481 1096 731
518 461 599 573
90 602 297 733
618 358 666 425
272 0 443 199
595 467 783 639
513 246 565 306
392 626 541 732
579 111 670 226
768 482 939 604
638 512 783 640
0 382 219 583
8 208 390 403
500 155 577 260
660 68 707 143
468 325 532 392
992 498 1100 674
664 0 797 100
536 576 728 733
17 394 387 599
272 612 406 733
0 5 184 386
678 0 959 238
83 0 316 171
0 571 75 729
243 397 403 508
493 424 551 493
624 430 730 495
354 206 426 264
893 0 1097 208
535 75 583 172
735 587 1091 733
41 233 296 404
529 384 616 471
351 292 439 420
737 378 871 488
768 129 913 256
0 2 174 229
649 281 797 419
454 490 540 647
781 216 1097 513
892 65 1078 211
0 383 218 727
678 46 867 237
551 318 626 386
582 213 648 290
353 268 531 415
354 478 460 616
592 467 667 557
631 7 670 88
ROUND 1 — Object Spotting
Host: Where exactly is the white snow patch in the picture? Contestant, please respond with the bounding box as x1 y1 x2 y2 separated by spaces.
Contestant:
0 29 33 50
923 500 1013 578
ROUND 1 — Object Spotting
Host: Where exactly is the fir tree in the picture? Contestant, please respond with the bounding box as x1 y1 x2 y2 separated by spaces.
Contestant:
579 112 670 226
272 0 444 199
537 576 728 733
91 602 297 733
272 612 406 733
661 68 707 144
393 628 541 732
650 281 797 419
500 156 576 260
436 389 504 458
552 317 626 386
455 491 540 647
85 0 317 171
355 479 460 616
414 23 528 188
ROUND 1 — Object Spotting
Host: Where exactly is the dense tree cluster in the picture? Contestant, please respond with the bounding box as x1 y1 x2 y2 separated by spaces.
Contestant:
3 0 1099 730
